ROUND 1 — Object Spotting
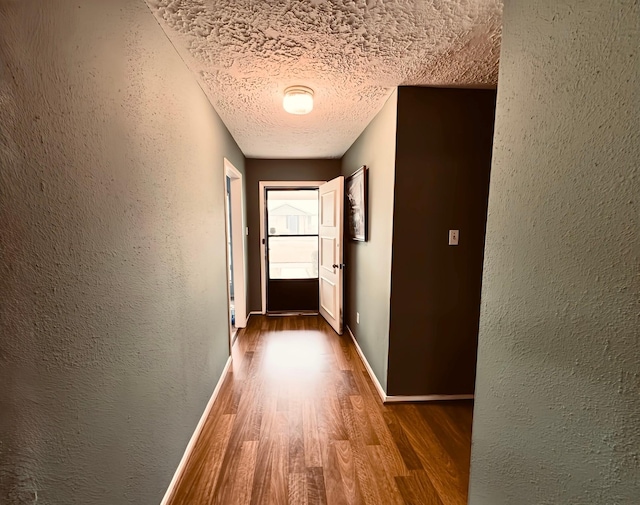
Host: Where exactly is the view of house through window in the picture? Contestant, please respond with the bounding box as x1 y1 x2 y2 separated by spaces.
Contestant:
267 189 319 279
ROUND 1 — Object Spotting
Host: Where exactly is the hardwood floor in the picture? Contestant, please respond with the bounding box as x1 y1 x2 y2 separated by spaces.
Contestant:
168 316 474 505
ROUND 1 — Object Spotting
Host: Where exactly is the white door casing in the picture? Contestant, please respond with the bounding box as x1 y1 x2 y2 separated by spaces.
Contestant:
224 158 247 330
319 176 344 335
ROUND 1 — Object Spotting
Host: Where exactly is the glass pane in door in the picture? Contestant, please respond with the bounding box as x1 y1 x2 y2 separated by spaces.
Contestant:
268 236 319 279
267 190 319 236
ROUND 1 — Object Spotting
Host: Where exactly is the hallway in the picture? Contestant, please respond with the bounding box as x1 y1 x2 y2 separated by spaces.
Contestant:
169 316 473 505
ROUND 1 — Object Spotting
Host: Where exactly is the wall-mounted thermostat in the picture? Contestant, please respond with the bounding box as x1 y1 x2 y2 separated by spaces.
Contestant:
449 230 459 246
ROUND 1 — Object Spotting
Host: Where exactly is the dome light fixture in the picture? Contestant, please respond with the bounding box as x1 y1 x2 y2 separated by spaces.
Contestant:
283 85 314 115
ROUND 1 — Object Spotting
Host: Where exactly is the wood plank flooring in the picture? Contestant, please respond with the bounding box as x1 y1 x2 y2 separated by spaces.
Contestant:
169 316 474 505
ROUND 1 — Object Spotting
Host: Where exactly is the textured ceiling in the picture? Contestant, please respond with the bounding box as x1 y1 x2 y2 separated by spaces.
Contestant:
146 0 503 158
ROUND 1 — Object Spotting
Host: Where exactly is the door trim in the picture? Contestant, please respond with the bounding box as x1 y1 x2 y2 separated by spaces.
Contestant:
259 181 325 314
224 159 247 336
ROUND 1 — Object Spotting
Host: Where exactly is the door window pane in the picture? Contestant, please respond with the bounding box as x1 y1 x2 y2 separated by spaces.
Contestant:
268 236 319 279
267 190 319 235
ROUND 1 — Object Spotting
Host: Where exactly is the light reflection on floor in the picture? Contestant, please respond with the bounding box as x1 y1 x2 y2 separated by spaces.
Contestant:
262 330 328 381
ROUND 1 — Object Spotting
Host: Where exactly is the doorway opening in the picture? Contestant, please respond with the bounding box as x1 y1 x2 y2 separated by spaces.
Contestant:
223 159 247 347
266 188 320 313
259 181 324 315
225 176 236 337
259 177 345 334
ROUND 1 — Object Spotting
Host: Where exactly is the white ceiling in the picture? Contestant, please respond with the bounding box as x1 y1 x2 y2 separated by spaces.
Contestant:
146 0 503 159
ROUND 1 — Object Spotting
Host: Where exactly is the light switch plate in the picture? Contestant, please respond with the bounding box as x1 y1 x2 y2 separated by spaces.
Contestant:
449 230 459 246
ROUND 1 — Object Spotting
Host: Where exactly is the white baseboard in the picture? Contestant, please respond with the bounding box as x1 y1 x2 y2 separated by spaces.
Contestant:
346 325 474 404
385 394 474 403
248 311 262 316
346 325 388 403
160 356 233 505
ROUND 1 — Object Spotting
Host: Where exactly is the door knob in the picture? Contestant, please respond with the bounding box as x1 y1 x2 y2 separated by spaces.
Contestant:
332 264 345 269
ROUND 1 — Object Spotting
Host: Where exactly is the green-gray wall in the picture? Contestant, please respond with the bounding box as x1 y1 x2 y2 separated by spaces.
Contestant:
388 87 496 396
469 1 640 503
341 90 398 392
0 1 244 503
245 159 341 312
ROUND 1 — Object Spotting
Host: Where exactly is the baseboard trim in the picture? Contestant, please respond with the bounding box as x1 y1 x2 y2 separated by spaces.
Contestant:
267 311 319 317
346 325 387 403
346 326 474 404
160 355 233 505
384 394 474 403
248 311 262 316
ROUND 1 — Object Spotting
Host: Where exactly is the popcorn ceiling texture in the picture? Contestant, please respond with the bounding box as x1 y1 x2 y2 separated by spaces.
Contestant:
145 0 502 158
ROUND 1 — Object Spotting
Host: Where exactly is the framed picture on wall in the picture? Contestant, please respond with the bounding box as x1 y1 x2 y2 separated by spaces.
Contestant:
346 165 368 241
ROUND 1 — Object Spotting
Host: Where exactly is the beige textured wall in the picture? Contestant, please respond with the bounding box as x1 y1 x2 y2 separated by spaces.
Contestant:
470 1 639 503
341 90 398 392
0 1 244 503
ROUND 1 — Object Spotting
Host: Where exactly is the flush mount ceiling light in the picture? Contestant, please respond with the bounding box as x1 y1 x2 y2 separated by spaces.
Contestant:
283 86 314 115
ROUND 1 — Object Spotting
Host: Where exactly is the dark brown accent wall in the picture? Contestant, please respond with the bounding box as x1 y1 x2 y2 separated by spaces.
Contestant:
245 159 342 312
387 87 496 396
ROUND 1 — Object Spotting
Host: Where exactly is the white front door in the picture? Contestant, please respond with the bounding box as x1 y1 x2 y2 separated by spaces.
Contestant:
318 176 344 334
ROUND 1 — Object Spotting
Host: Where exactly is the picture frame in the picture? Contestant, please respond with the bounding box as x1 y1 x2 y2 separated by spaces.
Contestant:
346 165 368 241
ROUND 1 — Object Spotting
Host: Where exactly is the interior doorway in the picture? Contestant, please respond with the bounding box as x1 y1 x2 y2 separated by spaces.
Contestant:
225 176 236 338
223 159 247 346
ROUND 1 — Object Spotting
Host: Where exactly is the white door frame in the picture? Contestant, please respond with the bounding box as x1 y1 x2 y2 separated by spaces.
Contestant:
224 159 247 335
259 181 325 314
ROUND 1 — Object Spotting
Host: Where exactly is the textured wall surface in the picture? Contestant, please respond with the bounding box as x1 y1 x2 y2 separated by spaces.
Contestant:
145 0 502 158
388 87 495 396
341 90 398 392
0 1 244 503
469 1 639 503
244 159 341 313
